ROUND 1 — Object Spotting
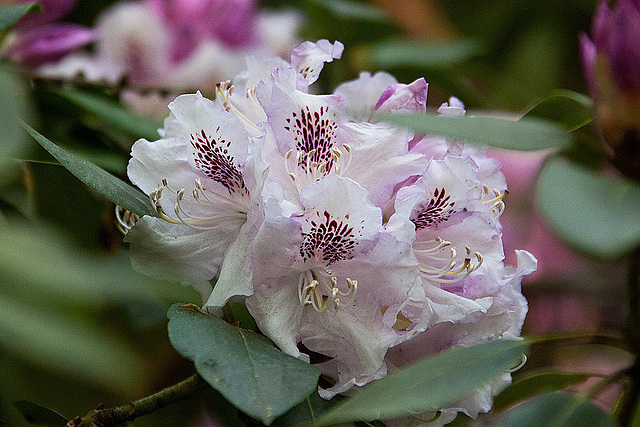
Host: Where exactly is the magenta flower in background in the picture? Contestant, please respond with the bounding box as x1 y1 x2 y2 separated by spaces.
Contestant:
5 0 94 67
581 0 640 93
580 0 640 180
37 0 301 117
147 0 257 63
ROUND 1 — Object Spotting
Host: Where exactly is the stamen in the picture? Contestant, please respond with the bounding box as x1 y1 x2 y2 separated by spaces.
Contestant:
297 271 358 312
114 205 139 235
416 238 484 284
215 81 262 134
284 143 354 193
151 178 247 229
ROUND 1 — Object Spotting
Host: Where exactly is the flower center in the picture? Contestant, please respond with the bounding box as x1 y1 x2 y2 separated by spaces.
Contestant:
410 187 456 230
297 269 358 312
283 143 352 190
300 210 359 266
189 129 247 196
215 81 265 136
480 184 508 217
282 104 345 179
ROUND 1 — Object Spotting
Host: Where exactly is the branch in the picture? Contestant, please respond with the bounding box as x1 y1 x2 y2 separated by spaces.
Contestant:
617 247 640 426
66 373 209 427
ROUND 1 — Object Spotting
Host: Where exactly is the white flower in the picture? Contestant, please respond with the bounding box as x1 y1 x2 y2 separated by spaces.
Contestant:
122 39 537 414
125 92 256 299
245 175 424 398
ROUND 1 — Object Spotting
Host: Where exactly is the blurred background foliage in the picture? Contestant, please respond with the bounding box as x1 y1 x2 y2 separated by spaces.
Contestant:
1 0 631 425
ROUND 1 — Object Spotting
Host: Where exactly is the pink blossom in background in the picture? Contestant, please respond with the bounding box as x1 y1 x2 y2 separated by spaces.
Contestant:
38 0 301 117
5 0 94 67
147 0 258 62
486 148 585 282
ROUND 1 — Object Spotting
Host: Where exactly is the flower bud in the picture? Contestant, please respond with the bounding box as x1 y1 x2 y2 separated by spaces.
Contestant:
581 0 640 180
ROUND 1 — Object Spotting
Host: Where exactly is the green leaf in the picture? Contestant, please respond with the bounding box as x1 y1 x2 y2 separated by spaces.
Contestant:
537 157 640 259
523 90 594 132
316 340 528 425
0 293 147 394
499 392 616 426
13 401 68 426
368 39 480 69
376 112 572 151
302 0 399 45
0 63 33 185
307 0 387 21
493 371 594 413
51 87 163 142
0 3 41 32
0 222 167 311
21 122 157 217
167 304 320 425
273 393 355 427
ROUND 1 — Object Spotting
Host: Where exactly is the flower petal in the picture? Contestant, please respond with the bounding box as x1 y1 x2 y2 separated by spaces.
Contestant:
338 121 428 207
169 92 252 196
125 216 236 286
10 24 95 67
374 78 428 114
290 39 344 84
334 71 398 120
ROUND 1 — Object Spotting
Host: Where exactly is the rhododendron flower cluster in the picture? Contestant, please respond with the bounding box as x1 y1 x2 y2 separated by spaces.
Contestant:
124 40 536 422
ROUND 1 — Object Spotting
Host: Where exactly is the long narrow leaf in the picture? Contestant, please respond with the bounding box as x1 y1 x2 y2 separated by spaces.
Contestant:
369 39 480 69
316 340 527 425
22 122 157 217
537 157 640 259
52 87 163 142
376 112 571 151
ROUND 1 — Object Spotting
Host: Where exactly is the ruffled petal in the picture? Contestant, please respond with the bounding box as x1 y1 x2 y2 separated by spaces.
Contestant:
334 71 398 120
302 294 395 398
203 221 255 310
290 39 344 84
338 122 428 207
374 78 428 114
125 216 239 285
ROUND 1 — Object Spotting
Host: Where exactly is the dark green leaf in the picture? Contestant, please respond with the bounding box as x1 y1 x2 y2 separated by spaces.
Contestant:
307 0 387 21
0 64 33 185
494 371 594 413
499 392 616 426
376 112 572 151
0 3 41 32
167 304 320 425
302 0 399 45
21 122 157 217
274 393 355 427
537 157 640 259
13 401 68 426
523 90 594 132
368 39 480 69
316 340 528 425
51 87 163 142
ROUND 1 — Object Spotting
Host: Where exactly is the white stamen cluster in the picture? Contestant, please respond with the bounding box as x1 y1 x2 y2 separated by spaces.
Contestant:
283 143 353 192
297 270 358 312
